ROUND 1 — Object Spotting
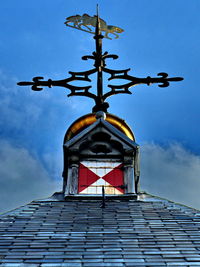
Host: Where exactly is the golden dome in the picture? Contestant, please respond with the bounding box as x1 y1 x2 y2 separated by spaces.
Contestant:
64 113 135 142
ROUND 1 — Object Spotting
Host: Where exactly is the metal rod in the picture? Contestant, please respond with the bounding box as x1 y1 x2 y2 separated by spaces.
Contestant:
100 185 106 208
94 5 104 106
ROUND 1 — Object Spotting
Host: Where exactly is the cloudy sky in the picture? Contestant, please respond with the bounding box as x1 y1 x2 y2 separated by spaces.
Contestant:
0 0 200 213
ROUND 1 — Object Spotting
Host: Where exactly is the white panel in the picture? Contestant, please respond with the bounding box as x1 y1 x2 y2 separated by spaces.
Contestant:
80 179 122 195
81 161 121 169
87 187 96 194
96 187 102 194
96 168 105 177
81 161 122 177
96 178 105 186
81 161 96 168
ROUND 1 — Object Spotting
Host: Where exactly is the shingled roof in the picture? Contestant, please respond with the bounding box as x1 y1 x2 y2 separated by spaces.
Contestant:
0 194 200 266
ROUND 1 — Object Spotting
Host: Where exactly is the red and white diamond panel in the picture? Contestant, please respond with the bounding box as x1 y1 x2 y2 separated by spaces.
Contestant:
78 161 124 195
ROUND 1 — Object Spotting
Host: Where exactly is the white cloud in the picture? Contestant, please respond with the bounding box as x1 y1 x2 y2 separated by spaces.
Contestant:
0 140 61 213
0 70 84 132
0 71 44 130
141 143 200 210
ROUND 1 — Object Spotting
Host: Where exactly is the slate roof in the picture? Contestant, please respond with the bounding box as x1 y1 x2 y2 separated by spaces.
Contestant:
0 194 200 266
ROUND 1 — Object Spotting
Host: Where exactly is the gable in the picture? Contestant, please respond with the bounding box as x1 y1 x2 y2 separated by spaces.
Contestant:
64 118 138 156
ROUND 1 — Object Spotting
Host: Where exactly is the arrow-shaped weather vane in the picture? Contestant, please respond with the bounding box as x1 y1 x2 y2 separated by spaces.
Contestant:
18 6 183 113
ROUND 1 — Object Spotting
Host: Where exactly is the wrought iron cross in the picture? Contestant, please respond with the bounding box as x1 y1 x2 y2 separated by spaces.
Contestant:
17 8 183 113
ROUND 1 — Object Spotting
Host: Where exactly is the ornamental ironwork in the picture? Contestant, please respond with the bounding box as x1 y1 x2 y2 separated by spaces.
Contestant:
18 7 183 113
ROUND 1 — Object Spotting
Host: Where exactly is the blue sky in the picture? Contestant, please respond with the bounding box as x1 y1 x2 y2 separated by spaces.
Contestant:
0 0 200 212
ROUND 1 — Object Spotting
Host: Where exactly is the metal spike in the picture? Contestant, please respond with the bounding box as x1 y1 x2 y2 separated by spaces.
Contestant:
100 186 106 208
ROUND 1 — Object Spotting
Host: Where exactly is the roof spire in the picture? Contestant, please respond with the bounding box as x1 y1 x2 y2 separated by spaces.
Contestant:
17 8 183 113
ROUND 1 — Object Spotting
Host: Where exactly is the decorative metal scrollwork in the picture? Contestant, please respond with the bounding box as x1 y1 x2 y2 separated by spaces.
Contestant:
18 69 97 100
18 10 183 113
101 68 183 100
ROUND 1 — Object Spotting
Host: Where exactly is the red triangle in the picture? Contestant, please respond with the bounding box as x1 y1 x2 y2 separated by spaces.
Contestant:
78 163 100 193
103 164 124 193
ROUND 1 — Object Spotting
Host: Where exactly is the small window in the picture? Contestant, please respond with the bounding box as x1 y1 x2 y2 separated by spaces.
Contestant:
78 161 124 195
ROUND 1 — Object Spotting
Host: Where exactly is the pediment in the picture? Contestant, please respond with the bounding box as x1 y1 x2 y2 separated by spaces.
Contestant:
64 118 138 155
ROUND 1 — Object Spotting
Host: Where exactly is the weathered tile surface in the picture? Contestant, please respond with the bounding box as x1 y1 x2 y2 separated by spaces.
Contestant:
0 194 200 266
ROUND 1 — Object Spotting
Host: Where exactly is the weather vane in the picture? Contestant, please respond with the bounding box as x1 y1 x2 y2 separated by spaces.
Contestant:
64 13 124 40
17 6 183 113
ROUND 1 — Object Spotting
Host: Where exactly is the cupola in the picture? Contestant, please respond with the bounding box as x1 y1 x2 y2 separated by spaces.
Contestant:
62 112 140 196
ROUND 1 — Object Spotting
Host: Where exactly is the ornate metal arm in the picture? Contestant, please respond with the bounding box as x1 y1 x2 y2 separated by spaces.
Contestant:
102 68 183 100
17 69 97 100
